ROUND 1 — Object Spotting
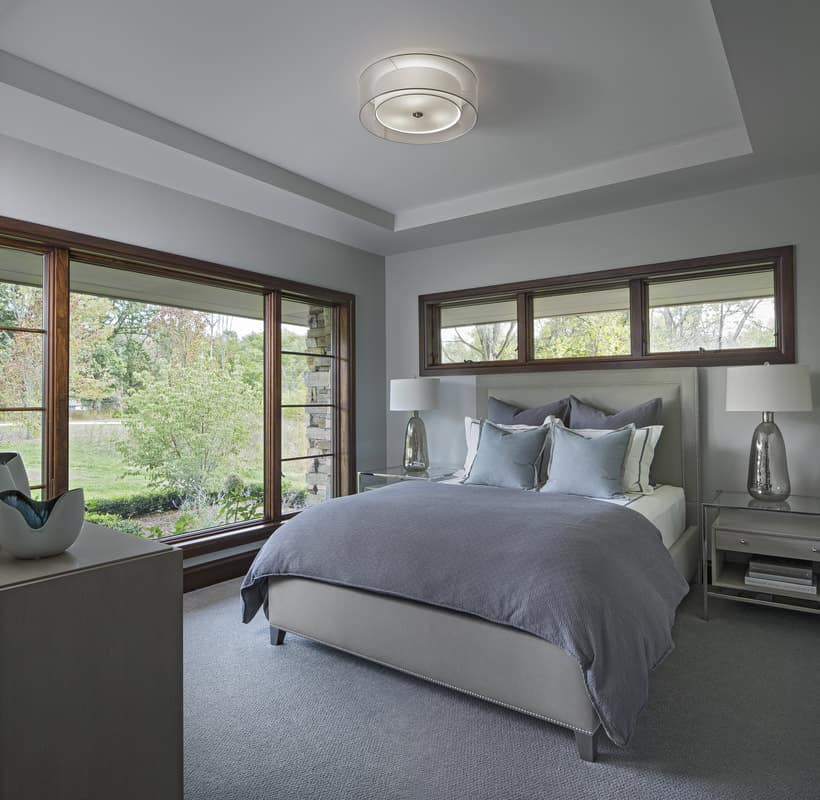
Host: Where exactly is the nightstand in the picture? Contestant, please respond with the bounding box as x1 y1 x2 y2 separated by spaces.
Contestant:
701 491 820 619
357 465 459 493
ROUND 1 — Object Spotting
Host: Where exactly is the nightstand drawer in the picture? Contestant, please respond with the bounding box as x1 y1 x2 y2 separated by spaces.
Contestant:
714 528 820 561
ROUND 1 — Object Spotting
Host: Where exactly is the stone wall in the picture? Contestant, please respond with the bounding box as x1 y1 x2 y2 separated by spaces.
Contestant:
304 305 333 505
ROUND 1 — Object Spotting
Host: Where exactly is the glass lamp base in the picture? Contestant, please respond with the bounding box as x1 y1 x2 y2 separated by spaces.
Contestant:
747 412 791 502
403 413 429 472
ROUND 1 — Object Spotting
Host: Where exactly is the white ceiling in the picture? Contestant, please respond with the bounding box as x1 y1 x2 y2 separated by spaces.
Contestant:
0 0 818 254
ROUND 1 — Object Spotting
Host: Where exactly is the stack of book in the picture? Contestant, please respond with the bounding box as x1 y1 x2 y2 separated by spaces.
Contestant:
744 557 817 595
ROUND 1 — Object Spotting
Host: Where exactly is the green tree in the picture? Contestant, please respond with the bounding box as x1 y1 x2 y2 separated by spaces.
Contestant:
119 362 258 496
441 322 517 363
534 311 630 359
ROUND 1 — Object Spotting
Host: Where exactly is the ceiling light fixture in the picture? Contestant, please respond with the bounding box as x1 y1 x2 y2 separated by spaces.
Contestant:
359 54 478 144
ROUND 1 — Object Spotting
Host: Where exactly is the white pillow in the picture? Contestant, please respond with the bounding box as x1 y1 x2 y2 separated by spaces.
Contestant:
570 424 663 494
463 415 558 479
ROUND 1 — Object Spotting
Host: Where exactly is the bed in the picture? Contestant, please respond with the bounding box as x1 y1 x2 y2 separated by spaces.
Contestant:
243 368 700 762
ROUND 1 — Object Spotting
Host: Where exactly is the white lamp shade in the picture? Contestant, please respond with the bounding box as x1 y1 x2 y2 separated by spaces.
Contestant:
725 364 813 412
390 378 440 411
359 54 477 144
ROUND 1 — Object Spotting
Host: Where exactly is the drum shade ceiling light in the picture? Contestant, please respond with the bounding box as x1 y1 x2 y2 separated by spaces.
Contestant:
359 54 478 144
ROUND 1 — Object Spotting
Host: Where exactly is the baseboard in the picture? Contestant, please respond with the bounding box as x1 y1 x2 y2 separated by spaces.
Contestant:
183 550 258 592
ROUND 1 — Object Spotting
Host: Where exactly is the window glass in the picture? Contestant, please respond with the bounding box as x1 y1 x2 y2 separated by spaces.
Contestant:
532 287 630 359
648 268 776 353
0 246 44 328
280 297 335 513
282 456 333 515
0 411 43 488
69 261 264 538
282 297 333 355
0 247 45 492
439 297 518 363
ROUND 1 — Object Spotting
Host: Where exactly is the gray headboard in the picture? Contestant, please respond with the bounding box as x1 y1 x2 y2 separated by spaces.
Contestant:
475 367 700 525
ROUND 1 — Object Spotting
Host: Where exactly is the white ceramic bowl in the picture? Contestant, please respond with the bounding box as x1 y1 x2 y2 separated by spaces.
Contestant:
0 452 31 496
0 489 85 559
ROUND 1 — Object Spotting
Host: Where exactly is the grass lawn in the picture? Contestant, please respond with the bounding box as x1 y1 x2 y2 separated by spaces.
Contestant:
3 419 265 501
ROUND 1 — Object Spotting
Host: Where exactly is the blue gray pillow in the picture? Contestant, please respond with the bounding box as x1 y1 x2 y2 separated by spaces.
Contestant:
541 423 633 498
464 420 550 490
568 396 662 483
488 396 570 426
568 395 662 430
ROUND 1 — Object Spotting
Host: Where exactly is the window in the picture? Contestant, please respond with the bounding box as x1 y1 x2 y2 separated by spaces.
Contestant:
439 297 518 364
280 297 336 515
532 287 630 360
647 268 775 353
0 216 355 558
0 245 46 498
69 261 265 537
420 246 794 374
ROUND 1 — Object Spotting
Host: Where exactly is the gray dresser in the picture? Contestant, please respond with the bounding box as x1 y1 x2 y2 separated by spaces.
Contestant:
0 523 183 800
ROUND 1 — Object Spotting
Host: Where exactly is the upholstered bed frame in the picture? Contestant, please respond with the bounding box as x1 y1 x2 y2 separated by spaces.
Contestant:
266 368 701 761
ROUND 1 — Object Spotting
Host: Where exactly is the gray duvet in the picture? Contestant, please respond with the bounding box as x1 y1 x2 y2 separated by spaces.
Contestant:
241 481 689 746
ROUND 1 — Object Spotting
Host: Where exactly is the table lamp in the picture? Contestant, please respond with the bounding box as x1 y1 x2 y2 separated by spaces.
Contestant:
390 378 440 472
725 363 813 501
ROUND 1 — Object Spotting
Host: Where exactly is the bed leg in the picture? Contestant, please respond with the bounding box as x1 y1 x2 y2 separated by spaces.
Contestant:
270 626 286 646
575 728 599 762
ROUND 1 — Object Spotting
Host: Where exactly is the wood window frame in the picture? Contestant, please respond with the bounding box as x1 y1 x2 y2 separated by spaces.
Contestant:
419 246 795 375
0 215 356 563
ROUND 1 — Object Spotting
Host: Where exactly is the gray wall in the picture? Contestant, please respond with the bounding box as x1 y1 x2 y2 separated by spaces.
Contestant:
386 171 820 499
0 134 387 471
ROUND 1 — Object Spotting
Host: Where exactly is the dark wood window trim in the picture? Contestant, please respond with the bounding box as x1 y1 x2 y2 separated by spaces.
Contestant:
419 246 795 375
0 215 356 568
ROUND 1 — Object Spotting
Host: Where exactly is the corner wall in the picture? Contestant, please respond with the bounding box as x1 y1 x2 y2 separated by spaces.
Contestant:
386 171 820 499
0 134 387 471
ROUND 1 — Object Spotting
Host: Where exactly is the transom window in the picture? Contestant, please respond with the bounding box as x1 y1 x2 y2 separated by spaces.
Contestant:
420 247 793 374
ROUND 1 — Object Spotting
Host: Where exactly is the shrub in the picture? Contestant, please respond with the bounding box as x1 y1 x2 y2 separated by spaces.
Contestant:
85 512 145 538
85 489 182 518
282 477 308 510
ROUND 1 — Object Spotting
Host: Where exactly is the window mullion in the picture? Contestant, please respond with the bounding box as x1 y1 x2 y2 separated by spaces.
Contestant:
44 247 70 499
629 278 646 358
517 292 530 364
265 290 281 522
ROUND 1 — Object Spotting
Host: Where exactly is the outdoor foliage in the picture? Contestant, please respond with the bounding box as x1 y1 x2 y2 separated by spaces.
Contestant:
85 512 145 538
120 363 261 496
534 311 630 359
441 322 518 363
441 299 773 362
649 299 775 353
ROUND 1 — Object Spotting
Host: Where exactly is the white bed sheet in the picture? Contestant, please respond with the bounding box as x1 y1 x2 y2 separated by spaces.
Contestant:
620 485 687 550
439 479 687 551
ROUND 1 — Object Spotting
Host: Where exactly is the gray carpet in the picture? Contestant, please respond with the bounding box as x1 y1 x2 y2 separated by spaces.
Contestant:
184 580 820 800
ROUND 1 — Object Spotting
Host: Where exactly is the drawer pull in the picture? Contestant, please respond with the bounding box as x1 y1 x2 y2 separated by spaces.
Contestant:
738 539 748 545
813 546 819 553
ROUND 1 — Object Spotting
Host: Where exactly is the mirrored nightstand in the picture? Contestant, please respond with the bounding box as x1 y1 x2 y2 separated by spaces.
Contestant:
357 465 459 493
702 490 820 619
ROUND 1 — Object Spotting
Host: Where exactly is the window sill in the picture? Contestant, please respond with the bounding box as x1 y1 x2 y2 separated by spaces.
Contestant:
168 519 281 559
421 347 790 375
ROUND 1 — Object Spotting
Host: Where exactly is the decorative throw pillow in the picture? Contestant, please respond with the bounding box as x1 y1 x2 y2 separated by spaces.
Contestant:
488 396 570 427
463 420 551 490
571 425 664 494
463 416 557 483
568 396 663 484
541 422 633 499
568 395 662 430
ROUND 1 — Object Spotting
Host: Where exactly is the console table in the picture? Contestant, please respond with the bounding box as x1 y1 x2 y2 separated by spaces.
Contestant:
0 523 183 799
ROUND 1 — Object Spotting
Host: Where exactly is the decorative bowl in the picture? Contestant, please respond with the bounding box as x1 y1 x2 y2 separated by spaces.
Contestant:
0 489 85 559
0 452 31 496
